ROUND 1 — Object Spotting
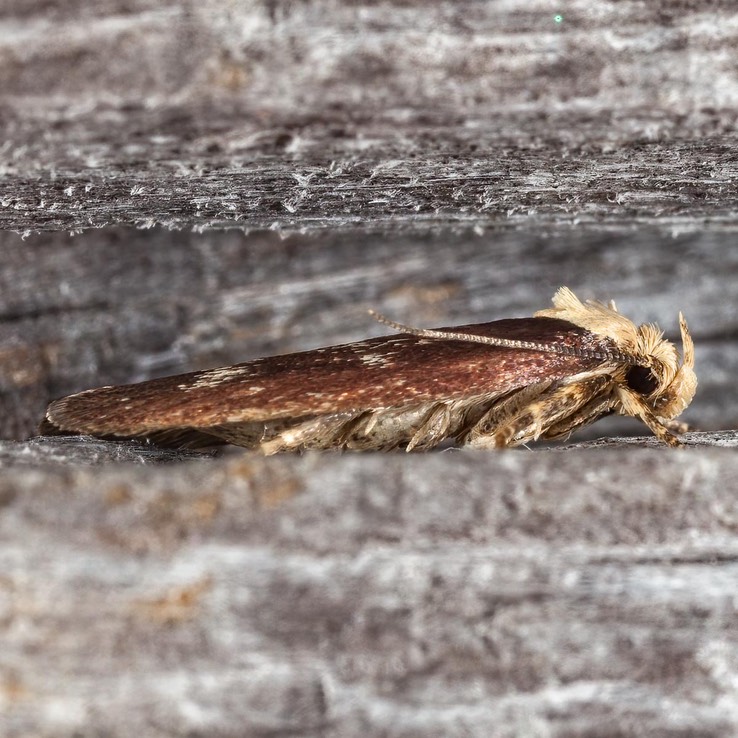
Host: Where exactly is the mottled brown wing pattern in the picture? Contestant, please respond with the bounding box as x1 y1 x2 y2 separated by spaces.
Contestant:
43 317 613 444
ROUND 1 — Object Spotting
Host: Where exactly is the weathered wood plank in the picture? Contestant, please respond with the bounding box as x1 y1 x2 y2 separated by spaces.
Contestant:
2 447 738 737
1 1 738 233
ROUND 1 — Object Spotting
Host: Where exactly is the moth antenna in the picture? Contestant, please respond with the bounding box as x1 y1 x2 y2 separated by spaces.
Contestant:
368 309 435 337
679 312 695 367
368 310 635 363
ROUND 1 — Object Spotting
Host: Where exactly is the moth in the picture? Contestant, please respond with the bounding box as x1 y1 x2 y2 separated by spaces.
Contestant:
40 287 697 453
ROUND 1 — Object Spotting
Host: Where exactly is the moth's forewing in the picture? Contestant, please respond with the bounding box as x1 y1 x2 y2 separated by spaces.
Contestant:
42 317 613 443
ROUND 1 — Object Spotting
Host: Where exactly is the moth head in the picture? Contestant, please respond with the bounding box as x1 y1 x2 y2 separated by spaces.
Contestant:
629 313 696 420
538 287 697 419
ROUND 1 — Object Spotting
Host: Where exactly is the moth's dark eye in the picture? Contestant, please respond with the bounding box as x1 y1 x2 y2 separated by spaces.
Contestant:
625 365 659 395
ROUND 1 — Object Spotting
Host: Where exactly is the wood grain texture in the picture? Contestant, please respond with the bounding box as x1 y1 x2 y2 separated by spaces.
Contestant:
2 445 738 738
0 1 737 233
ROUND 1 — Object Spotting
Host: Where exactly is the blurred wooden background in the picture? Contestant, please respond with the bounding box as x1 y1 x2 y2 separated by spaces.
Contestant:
1 1 738 736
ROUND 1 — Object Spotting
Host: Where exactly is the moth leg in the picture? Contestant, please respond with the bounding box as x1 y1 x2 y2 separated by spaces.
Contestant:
617 389 682 447
460 381 554 448
466 376 611 449
346 403 455 451
540 394 613 441
258 412 363 455
459 381 554 444
339 410 410 451
406 403 452 452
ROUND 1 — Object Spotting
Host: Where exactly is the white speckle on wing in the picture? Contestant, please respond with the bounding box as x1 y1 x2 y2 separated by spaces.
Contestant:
360 353 391 367
186 366 250 390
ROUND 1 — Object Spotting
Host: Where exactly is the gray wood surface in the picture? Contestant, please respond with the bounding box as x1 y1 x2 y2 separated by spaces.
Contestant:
2 445 738 738
2 1 738 736
1 0 737 233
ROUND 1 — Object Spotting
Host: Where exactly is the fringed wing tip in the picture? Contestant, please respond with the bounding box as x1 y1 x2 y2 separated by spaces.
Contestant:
38 414 71 437
39 407 226 450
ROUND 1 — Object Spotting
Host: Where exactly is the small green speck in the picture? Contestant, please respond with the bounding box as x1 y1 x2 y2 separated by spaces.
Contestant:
554 14 563 23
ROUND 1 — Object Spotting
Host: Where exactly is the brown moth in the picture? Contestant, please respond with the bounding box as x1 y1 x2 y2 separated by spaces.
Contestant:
40 287 696 453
